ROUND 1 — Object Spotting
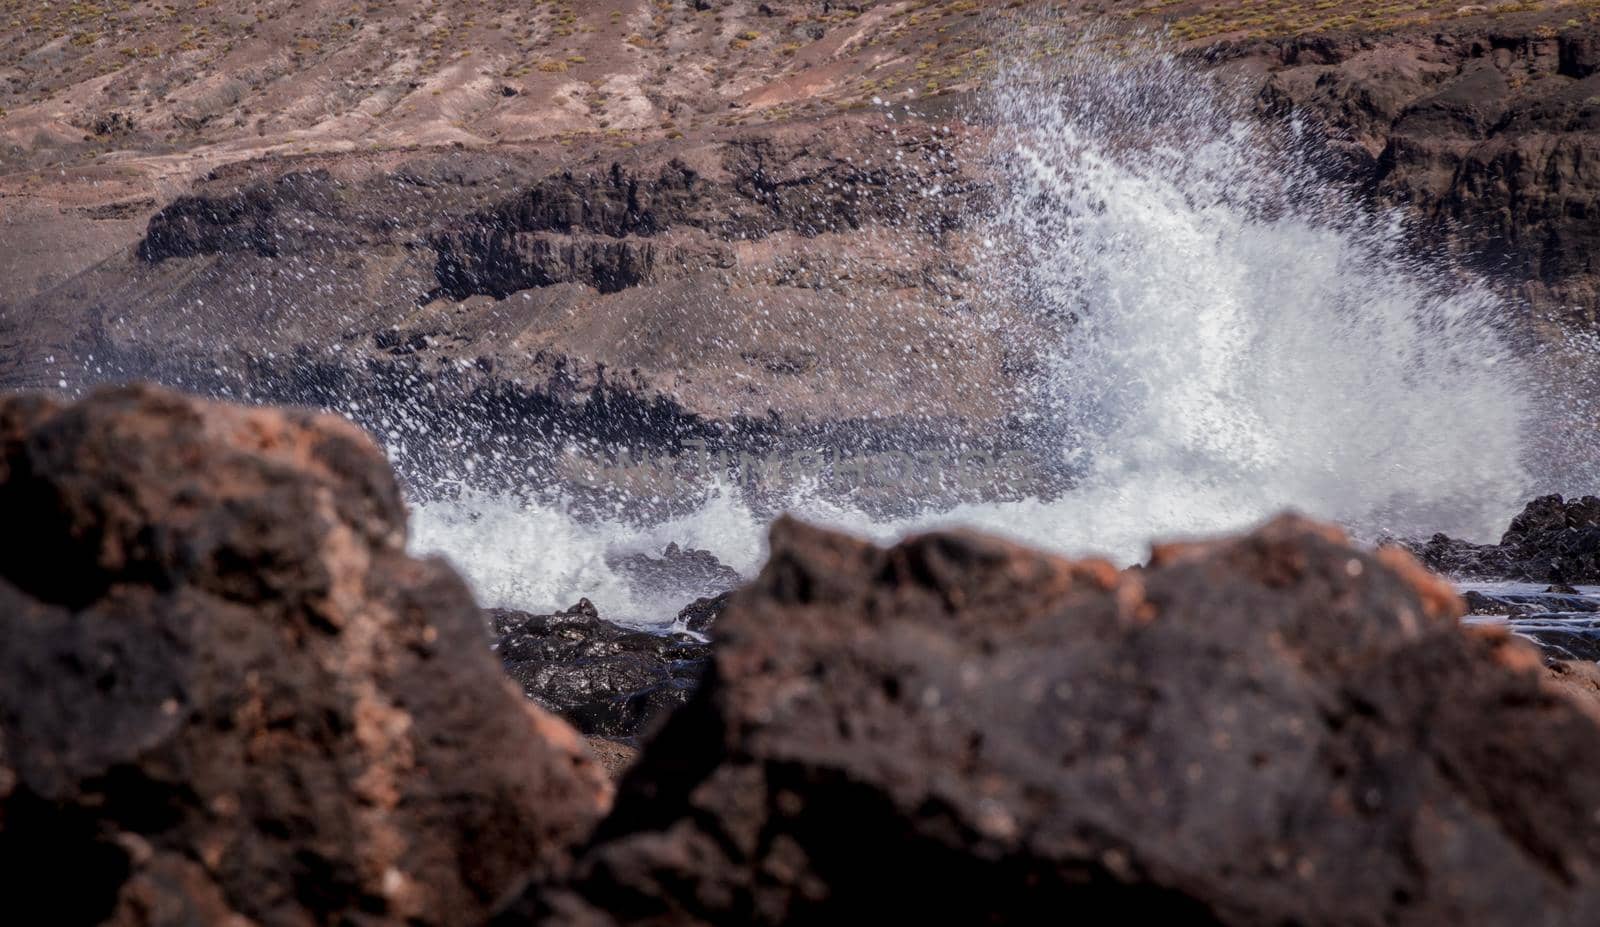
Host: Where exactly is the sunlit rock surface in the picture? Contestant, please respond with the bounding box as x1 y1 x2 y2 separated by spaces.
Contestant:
0 384 609 925
505 515 1600 926
4 385 1600 925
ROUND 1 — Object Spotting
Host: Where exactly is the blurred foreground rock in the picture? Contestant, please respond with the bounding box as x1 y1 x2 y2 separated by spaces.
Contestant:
8 386 1600 926
0 385 609 926
506 515 1600 926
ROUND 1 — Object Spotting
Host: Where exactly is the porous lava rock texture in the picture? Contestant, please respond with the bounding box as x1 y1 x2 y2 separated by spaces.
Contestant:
492 599 710 740
0 384 609 926
504 515 1600 926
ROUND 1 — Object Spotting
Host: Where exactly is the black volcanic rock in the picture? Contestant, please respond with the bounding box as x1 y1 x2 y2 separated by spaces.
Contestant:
493 599 709 739
675 590 734 633
137 169 368 262
0 385 610 926
503 515 1600 926
1406 494 1600 584
606 542 744 605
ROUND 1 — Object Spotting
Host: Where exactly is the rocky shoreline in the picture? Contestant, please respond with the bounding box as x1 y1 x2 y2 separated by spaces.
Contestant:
503 491 1600 753
6 385 1600 925
10 6 1600 921
1401 493 1600 586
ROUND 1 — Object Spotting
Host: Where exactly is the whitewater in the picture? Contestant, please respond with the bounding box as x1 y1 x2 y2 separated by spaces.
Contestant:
411 40 1541 626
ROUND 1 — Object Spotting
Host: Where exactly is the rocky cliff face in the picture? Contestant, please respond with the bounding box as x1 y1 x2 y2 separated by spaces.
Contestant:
2 114 1024 503
1251 24 1600 323
1402 493 1600 583
12 6 1600 484
0 385 609 925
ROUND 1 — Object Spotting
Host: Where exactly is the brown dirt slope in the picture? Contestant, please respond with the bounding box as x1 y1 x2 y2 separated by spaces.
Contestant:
7 1 1600 459
4 1 1591 298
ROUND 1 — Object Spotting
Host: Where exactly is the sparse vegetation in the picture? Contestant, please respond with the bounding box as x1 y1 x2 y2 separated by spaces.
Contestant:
1155 0 1593 41
1 0 1595 170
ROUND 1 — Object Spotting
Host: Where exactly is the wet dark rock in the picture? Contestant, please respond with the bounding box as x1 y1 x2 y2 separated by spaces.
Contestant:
493 600 709 739
1464 590 1600 661
1406 532 1517 578
1464 589 1532 617
505 515 1600 926
1406 494 1600 584
1505 493 1597 534
1464 589 1600 616
675 590 734 634
0 384 610 926
1459 581 1600 663
1512 617 1600 663
607 542 744 606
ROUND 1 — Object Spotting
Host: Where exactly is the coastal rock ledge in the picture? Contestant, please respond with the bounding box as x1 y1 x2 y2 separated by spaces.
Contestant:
0 384 608 926
1403 494 1600 585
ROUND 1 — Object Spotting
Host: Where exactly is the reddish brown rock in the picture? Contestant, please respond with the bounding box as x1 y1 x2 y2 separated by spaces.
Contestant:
1251 23 1600 322
0 384 609 926
584 739 643 782
506 515 1600 926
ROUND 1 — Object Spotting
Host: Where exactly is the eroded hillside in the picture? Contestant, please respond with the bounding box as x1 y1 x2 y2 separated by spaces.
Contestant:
8 1 1600 489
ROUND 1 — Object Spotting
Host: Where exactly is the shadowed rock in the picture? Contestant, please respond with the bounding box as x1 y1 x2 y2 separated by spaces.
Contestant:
0 384 609 926
1405 494 1600 584
675 590 734 634
493 599 710 739
502 515 1600 926
1254 24 1600 318
1461 587 1600 661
